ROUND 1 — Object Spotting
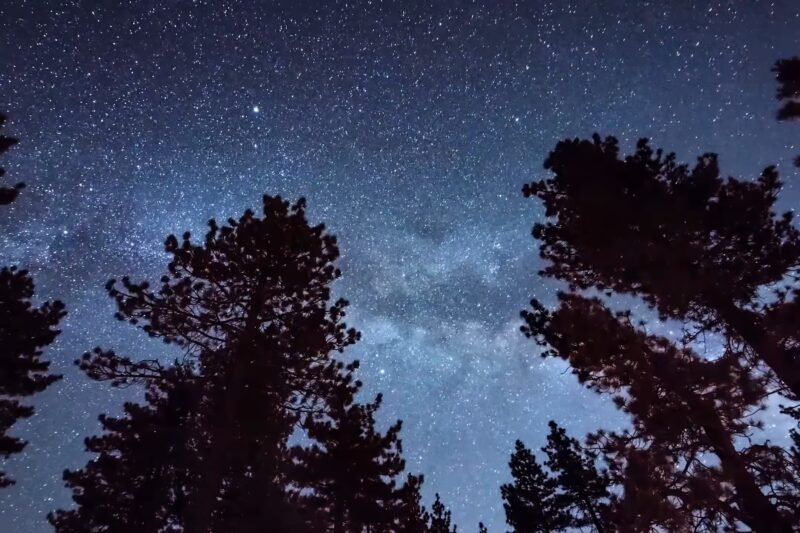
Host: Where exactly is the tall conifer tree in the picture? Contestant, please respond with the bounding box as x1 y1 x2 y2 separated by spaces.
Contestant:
524 135 800 399
50 196 381 531
501 439 569 532
522 293 795 531
426 493 457 533
292 392 408 532
501 423 609 533
774 56 800 166
0 113 64 487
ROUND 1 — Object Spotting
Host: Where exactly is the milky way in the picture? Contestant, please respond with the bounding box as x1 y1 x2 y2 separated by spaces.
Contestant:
1 1 799 530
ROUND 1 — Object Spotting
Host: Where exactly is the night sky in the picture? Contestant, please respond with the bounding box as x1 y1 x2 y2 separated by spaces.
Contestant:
1 1 799 531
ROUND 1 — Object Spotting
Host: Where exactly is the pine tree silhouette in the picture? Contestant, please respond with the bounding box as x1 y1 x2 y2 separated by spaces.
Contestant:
293 392 408 532
50 196 385 531
426 493 457 533
542 421 609 532
501 440 569 532
773 56 800 166
774 56 800 120
0 114 25 205
48 368 197 531
395 474 430 532
500 423 609 533
522 293 795 531
524 135 800 400
0 113 64 488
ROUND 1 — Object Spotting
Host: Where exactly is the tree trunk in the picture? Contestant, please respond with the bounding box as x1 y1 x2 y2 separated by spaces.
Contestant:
647 350 791 532
185 284 266 533
578 491 605 533
713 299 800 400
685 394 792 532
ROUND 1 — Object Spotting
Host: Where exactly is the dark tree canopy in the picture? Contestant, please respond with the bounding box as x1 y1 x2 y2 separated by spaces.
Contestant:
501 423 609 533
293 392 408 532
50 195 433 532
522 293 796 531
0 113 63 488
524 134 800 399
501 439 570 533
774 56 800 122
541 421 609 532
426 493 457 533
774 56 800 166
0 267 64 487
0 114 25 205
48 369 198 532
394 474 430 533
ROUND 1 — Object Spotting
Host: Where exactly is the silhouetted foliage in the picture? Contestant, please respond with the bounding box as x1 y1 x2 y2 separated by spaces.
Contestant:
50 196 427 531
395 474 431 533
501 423 609 533
524 134 800 400
0 114 63 488
292 392 409 532
0 267 64 488
542 421 609 531
426 493 457 533
774 56 800 118
501 439 569 532
0 114 25 205
48 369 197 532
774 56 800 166
522 293 796 531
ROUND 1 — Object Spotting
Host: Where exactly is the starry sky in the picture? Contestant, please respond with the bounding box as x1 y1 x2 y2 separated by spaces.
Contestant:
1 1 800 531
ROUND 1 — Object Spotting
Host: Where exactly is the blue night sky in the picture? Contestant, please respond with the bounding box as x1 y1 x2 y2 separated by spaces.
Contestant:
1 1 799 531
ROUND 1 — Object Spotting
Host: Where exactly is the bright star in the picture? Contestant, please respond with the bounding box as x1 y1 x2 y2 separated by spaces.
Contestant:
252 105 260 113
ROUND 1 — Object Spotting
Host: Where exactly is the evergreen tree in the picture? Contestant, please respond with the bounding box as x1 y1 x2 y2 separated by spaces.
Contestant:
500 440 569 532
501 423 609 533
774 56 800 120
478 523 487 533
542 421 609 532
522 293 795 531
773 56 800 165
48 367 197 532
0 113 64 487
0 114 25 205
426 493 457 533
395 474 430 533
524 135 800 400
293 392 408 532
50 196 366 531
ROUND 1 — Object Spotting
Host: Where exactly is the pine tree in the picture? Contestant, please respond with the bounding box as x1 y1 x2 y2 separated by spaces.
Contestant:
522 293 795 531
774 56 800 120
0 114 25 205
395 474 429 533
500 424 609 533
477 523 487 533
0 113 64 487
500 440 569 532
47 367 197 532
427 493 457 533
524 134 800 400
542 421 609 532
773 56 800 165
51 196 364 531
293 392 408 532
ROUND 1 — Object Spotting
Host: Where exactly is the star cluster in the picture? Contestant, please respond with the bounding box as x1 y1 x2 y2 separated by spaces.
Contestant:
1 1 799 530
